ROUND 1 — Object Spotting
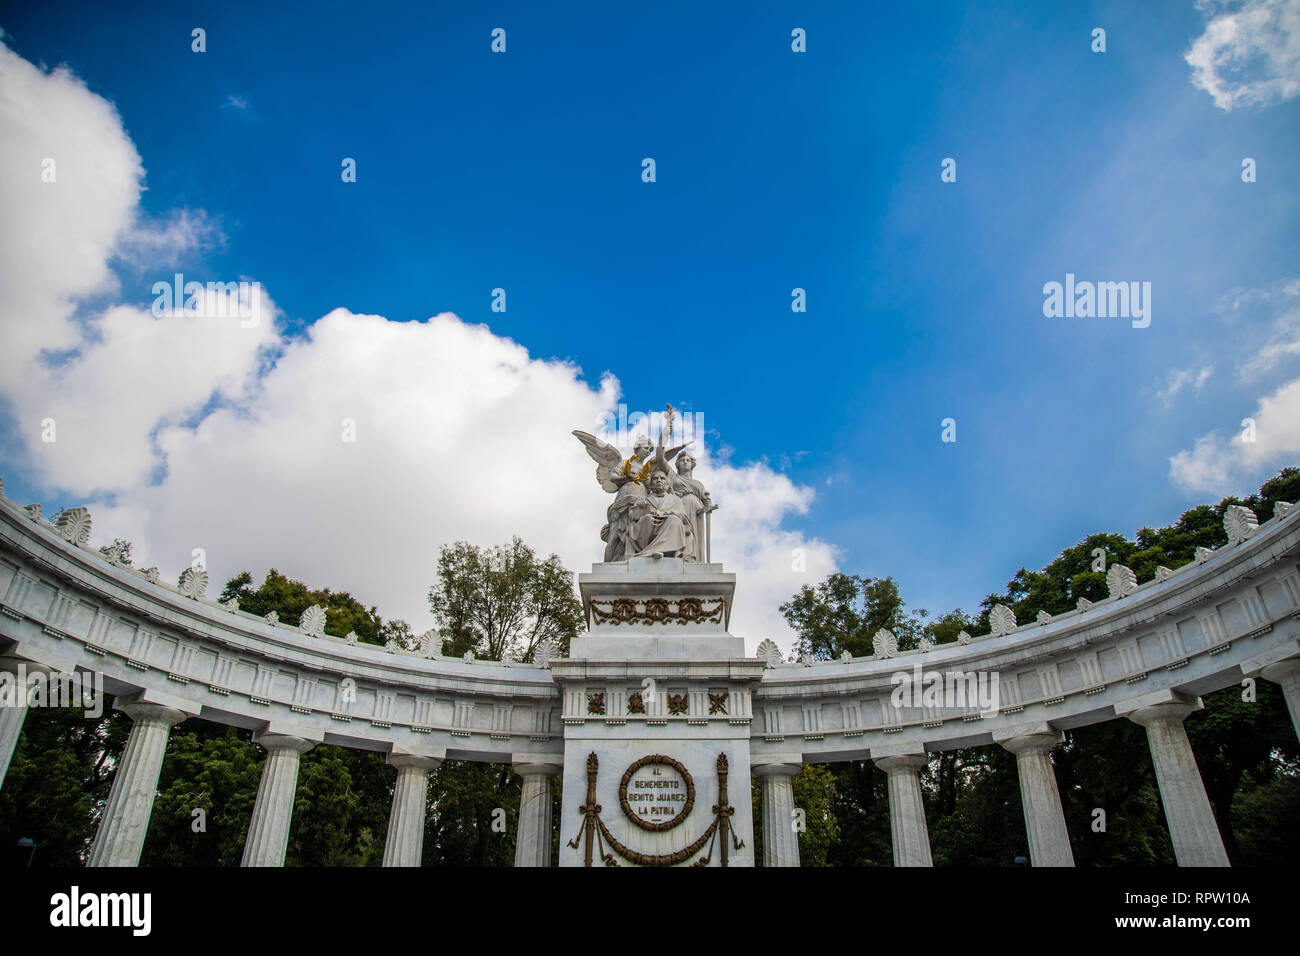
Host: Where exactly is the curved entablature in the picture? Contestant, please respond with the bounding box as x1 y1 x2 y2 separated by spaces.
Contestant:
750 500 1300 761
0 483 562 762
1 477 1298 770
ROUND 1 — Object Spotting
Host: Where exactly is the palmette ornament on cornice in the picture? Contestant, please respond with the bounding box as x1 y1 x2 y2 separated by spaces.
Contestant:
1195 546 1213 563
1223 504 1259 546
1077 597 1094 611
418 630 440 658
299 605 327 637
264 611 279 625
463 650 476 663
56 506 92 546
1106 564 1139 599
534 638 556 668
137 566 160 584
344 631 358 644
840 649 854 661
1274 500 1295 520
800 650 813 666
177 566 208 600
100 540 130 567
1156 566 1174 582
1036 610 1052 625
957 630 972 645
872 628 898 658
919 635 933 653
755 639 783 668
24 504 41 521
220 598 239 612
988 605 1017 637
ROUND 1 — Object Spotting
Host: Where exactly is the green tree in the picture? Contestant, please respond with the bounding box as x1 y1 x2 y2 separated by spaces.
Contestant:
220 568 390 646
0 704 130 866
779 573 927 659
140 724 262 866
428 537 584 661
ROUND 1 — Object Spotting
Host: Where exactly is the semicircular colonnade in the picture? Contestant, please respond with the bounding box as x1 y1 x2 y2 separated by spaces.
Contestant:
1 478 1298 868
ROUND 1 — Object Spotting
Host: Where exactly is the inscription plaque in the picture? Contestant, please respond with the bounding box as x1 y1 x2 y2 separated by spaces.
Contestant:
619 754 695 831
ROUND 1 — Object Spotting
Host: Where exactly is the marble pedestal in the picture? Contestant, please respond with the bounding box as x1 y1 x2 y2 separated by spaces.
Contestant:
554 558 762 867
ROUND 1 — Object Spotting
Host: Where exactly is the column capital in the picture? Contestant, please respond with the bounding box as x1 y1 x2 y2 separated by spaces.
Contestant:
1120 698 1202 729
252 732 318 755
751 760 802 780
118 700 191 727
114 689 196 726
512 759 563 778
388 753 442 772
875 753 929 774
996 729 1063 756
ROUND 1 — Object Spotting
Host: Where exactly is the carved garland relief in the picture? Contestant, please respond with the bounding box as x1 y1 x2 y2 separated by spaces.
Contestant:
590 597 725 626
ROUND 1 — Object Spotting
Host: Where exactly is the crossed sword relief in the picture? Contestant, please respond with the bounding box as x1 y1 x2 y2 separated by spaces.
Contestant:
566 752 745 867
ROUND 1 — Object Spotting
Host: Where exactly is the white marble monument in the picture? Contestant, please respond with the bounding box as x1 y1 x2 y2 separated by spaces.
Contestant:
558 412 758 865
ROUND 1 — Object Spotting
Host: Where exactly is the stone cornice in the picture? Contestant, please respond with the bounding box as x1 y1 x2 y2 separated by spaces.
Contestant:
2 484 1298 766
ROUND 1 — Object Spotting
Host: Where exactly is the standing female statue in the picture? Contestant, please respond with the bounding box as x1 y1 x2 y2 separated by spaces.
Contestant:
670 452 716 563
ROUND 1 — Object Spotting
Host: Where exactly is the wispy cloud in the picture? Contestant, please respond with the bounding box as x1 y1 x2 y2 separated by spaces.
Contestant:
1169 277 1300 494
221 94 257 121
1157 364 1214 406
1231 278 1300 380
116 208 225 269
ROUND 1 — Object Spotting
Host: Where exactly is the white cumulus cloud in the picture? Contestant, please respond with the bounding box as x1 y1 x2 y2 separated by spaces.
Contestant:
1170 377 1300 493
1185 0 1300 110
0 41 833 652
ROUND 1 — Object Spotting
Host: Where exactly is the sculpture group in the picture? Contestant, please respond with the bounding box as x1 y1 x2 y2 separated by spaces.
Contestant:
573 406 716 563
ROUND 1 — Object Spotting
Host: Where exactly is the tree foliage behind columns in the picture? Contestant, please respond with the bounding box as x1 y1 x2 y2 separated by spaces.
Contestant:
428 537 584 661
0 704 129 866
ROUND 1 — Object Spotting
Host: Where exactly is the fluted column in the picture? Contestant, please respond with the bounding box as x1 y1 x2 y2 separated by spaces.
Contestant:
875 753 933 867
0 657 37 790
383 753 441 867
754 762 802 867
0 655 76 791
996 729 1075 866
513 759 562 867
1259 658 1300 743
88 701 190 867
1122 698 1229 867
241 733 316 867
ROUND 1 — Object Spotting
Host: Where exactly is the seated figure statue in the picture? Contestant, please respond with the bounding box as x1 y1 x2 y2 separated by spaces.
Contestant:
627 469 697 560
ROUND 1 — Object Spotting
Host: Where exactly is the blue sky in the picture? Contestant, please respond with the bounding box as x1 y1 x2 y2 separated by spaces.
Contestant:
1 1 1298 638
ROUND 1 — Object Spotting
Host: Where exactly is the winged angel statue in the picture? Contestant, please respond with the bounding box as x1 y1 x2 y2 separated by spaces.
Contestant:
572 407 716 563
